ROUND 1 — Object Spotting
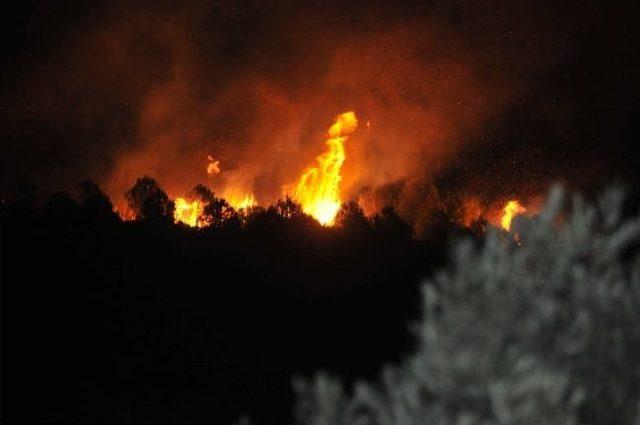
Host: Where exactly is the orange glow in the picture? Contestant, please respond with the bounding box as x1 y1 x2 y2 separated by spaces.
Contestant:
174 197 203 227
289 111 358 225
460 197 484 227
500 199 526 231
113 204 136 221
207 155 220 175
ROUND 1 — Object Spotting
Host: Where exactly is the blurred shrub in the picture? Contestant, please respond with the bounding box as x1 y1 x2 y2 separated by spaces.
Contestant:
294 186 640 425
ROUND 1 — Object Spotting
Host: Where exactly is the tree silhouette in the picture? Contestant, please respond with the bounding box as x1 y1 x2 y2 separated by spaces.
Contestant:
44 191 78 222
190 184 237 228
272 196 304 220
78 180 116 222
125 176 174 224
1 174 490 425
190 184 215 204
294 186 640 425
372 206 412 240
4 181 38 220
237 205 265 225
335 200 369 232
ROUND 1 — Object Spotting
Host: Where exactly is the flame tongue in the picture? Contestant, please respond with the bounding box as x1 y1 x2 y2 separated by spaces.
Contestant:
292 111 358 225
500 199 526 231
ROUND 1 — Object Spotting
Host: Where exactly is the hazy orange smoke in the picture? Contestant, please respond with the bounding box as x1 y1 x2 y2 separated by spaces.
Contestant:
99 15 513 222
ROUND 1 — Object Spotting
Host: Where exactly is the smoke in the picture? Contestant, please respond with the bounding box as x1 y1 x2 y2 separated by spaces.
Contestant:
2 0 638 215
101 10 510 207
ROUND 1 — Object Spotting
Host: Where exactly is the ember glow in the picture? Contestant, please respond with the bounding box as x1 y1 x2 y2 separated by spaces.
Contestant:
500 200 526 231
288 111 358 226
207 156 220 175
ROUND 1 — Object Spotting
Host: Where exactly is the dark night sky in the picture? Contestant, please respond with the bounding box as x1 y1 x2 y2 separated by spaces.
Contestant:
1 0 639 201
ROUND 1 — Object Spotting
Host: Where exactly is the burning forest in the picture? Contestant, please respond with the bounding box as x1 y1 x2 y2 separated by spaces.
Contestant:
114 107 533 234
171 110 358 228
2 0 640 424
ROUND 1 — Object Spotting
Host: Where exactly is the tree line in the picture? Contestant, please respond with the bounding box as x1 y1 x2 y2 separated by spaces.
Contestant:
1 176 478 424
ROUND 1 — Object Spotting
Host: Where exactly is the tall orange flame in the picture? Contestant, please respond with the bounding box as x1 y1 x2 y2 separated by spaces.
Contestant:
290 111 358 225
500 199 526 231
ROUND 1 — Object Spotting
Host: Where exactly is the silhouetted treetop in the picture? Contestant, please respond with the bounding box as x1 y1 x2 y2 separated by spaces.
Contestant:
372 206 412 239
188 184 237 228
335 200 369 232
272 197 304 220
78 180 116 221
125 176 174 224
44 191 78 221
190 184 215 204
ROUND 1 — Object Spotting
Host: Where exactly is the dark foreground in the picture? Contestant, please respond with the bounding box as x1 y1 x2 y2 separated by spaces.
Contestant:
1 195 472 424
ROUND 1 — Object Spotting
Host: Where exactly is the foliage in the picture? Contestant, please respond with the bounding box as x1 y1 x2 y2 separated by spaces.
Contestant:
125 175 174 224
271 196 305 220
190 184 238 228
78 179 117 221
336 200 369 232
294 186 640 425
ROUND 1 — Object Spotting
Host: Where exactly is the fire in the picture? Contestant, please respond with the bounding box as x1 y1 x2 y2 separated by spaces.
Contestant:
290 111 358 225
228 193 257 210
174 197 203 227
500 199 526 231
113 204 136 221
